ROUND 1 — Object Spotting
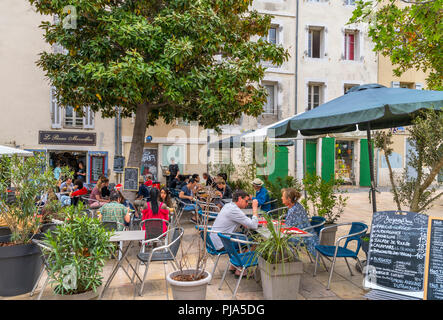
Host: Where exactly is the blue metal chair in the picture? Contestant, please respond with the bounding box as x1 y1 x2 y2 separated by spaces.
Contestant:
299 216 326 263
195 225 228 283
313 222 368 290
217 232 258 299
174 198 197 225
195 200 219 224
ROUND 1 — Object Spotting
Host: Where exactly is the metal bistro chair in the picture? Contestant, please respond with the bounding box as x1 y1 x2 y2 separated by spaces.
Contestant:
135 227 184 297
217 232 259 299
195 200 219 224
313 222 368 290
262 198 278 212
300 216 326 263
30 239 54 300
194 225 228 284
139 218 170 246
266 206 288 219
174 198 197 226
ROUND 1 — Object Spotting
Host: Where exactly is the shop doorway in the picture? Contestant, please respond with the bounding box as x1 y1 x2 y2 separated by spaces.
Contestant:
49 151 86 180
335 140 355 185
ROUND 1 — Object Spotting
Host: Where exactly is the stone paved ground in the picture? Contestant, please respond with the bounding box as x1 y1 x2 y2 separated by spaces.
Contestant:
4 187 442 300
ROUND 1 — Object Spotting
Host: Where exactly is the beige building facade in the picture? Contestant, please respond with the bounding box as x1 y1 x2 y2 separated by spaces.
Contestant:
0 1 118 185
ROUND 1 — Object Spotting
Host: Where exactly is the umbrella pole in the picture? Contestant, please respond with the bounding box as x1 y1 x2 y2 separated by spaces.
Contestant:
366 123 377 213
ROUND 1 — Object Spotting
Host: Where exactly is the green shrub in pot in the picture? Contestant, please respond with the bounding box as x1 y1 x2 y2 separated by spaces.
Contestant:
251 214 304 300
42 204 114 296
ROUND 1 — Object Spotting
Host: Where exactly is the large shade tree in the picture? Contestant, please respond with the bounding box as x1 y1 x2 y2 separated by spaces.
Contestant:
29 0 289 169
350 0 442 90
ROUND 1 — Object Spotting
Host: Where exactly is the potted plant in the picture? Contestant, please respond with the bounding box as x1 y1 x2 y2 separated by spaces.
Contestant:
300 173 348 246
41 202 114 300
252 214 304 300
165 188 216 300
0 154 56 296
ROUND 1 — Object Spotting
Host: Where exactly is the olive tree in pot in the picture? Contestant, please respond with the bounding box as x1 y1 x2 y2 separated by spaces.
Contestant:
300 173 348 246
252 214 304 300
41 203 114 300
166 188 217 300
0 155 56 296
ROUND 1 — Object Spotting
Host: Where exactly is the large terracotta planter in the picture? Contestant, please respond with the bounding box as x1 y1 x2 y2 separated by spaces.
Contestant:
319 224 338 246
166 269 211 300
258 257 303 300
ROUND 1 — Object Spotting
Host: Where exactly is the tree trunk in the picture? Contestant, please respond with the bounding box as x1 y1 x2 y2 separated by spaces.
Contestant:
124 102 150 201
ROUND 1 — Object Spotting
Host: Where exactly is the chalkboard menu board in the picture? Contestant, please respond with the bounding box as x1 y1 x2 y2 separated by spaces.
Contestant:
366 211 429 299
424 217 443 300
113 156 125 173
123 167 139 191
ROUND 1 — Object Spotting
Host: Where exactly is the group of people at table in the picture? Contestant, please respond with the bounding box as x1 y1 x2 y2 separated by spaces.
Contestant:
43 171 319 277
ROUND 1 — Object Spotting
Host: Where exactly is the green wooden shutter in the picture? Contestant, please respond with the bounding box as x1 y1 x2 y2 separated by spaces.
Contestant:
305 140 317 176
360 139 372 187
268 146 288 184
321 137 335 182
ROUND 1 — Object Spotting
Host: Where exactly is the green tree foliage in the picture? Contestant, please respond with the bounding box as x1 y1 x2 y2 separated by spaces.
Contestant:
29 0 290 167
376 110 443 213
349 0 442 90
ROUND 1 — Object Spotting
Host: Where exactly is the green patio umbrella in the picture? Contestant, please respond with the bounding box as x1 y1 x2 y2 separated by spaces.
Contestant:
273 84 443 212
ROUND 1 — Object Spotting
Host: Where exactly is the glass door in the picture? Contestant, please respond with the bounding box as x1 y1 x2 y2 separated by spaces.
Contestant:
335 140 355 185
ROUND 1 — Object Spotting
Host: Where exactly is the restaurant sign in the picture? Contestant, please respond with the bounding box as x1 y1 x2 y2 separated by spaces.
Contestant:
39 131 96 146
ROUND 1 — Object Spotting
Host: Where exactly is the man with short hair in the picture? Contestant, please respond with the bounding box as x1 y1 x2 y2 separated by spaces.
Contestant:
179 178 198 222
60 177 74 193
209 190 259 252
99 191 130 231
202 172 215 187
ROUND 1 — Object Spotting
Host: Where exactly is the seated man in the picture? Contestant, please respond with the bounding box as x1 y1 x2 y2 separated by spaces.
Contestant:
192 174 203 192
99 191 131 231
179 178 198 222
209 190 259 275
214 180 233 208
59 177 74 193
252 178 272 212
202 172 215 188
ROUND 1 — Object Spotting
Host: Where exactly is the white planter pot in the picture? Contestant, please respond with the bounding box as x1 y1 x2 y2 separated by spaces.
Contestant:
258 257 303 300
166 269 211 300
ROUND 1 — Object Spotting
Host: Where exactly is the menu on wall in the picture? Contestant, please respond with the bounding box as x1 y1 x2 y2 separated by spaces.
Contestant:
424 218 443 300
123 167 139 191
91 156 104 183
365 211 429 299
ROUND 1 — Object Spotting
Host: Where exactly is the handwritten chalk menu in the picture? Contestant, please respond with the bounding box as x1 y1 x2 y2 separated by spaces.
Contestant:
123 167 139 191
424 217 443 300
365 211 429 299
113 156 125 173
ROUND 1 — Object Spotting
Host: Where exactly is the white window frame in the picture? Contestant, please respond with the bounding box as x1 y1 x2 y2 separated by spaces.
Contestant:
307 82 324 111
262 82 278 115
306 25 326 59
343 29 360 61
63 106 84 128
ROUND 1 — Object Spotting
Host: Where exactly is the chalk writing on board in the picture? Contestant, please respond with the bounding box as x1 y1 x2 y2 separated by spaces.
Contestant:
366 211 429 298
123 167 139 191
424 218 443 300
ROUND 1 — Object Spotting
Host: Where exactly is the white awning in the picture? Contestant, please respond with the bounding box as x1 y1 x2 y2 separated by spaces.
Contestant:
0 145 34 157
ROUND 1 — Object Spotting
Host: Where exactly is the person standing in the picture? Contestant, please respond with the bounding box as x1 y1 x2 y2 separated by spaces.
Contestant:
53 161 62 181
168 157 180 188
76 161 86 182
